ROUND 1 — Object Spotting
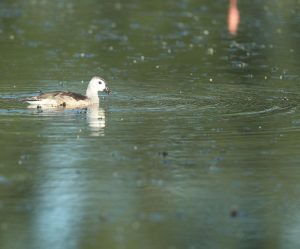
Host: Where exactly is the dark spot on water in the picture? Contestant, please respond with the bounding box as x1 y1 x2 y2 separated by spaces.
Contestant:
159 151 168 157
37 105 43 113
230 207 239 218
79 108 87 114
99 213 110 223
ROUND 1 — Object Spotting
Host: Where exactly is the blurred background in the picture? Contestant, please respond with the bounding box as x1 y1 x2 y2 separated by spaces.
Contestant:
0 0 300 249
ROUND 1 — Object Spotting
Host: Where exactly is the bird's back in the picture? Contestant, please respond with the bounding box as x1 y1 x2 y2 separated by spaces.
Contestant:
24 91 88 108
37 91 87 100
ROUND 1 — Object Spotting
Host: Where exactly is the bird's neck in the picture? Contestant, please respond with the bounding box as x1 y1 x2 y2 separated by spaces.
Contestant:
86 87 99 103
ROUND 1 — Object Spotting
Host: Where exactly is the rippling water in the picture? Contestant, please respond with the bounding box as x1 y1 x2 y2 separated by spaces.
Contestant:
0 0 300 249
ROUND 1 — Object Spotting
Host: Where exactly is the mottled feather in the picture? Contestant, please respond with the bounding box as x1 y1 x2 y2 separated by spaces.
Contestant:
35 91 87 101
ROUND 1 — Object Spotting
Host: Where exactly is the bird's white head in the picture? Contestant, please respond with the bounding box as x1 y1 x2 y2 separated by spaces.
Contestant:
86 76 111 102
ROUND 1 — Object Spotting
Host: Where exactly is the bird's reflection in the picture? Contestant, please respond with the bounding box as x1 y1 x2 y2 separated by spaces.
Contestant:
29 104 106 247
86 105 106 136
30 104 106 136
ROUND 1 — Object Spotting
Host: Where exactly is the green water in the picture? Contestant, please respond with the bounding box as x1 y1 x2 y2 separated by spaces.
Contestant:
1 0 300 248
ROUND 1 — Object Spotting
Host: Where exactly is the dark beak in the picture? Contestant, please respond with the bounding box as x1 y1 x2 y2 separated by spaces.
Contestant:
103 87 111 95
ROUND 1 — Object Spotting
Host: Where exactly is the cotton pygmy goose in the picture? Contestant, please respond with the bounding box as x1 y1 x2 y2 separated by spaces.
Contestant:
24 76 111 108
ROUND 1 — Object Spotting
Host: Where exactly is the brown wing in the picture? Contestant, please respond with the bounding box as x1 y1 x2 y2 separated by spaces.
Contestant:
59 92 87 101
37 91 87 101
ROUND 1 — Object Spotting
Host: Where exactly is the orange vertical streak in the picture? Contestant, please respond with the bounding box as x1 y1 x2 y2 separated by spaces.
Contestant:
228 0 240 35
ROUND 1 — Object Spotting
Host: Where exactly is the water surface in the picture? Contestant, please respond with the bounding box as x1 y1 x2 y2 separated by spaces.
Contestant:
1 0 300 249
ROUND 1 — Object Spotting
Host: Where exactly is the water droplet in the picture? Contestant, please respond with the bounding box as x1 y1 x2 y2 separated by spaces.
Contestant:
207 47 214 55
203 30 209 35
114 2 122 10
131 221 140 230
